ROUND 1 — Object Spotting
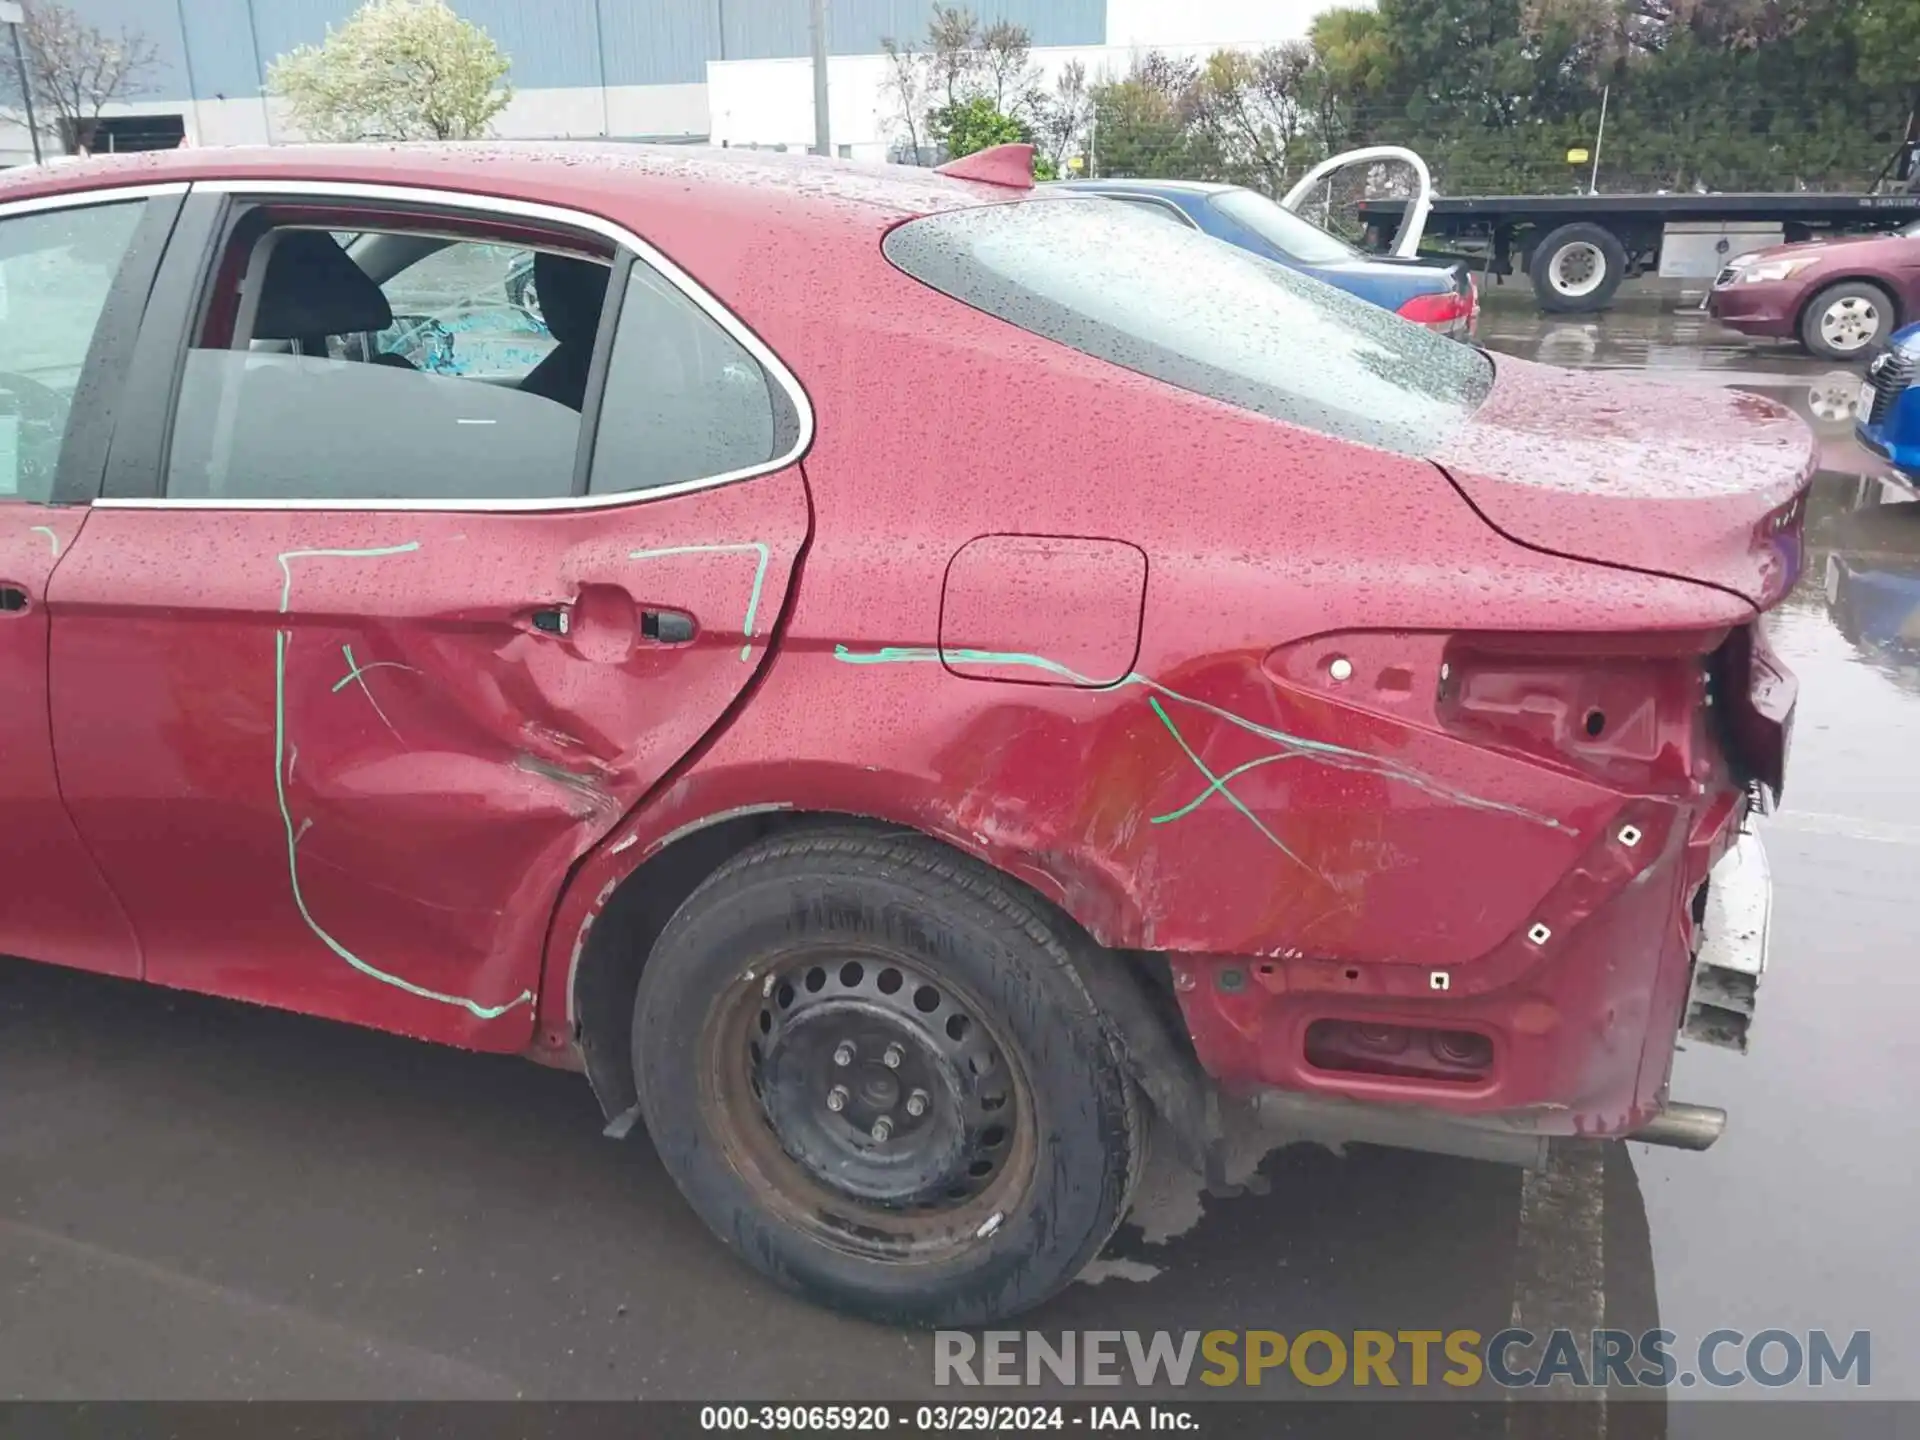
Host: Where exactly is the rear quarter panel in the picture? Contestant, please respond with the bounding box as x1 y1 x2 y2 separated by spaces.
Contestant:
543 200 1755 1050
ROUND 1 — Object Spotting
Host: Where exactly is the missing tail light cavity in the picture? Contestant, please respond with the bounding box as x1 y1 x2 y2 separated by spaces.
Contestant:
1305 1019 1493 1083
1437 635 1729 791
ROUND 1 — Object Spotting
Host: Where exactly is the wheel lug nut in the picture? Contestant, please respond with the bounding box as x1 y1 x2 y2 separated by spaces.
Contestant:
906 1089 929 1117
833 1042 855 1067
826 1085 848 1112
871 1116 893 1141
883 1044 904 1069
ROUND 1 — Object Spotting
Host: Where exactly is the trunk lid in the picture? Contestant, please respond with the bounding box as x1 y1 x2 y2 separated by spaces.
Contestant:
1432 356 1815 609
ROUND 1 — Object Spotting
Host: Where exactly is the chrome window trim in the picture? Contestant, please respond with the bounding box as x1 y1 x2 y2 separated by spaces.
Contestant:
0 181 191 220
92 177 815 512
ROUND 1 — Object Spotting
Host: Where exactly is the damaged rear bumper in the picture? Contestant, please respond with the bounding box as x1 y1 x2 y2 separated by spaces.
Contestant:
1682 828 1772 1053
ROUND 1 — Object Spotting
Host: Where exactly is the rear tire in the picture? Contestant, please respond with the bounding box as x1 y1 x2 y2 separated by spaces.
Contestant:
1529 222 1628 313
1799 280 1894 360
632 828 1143 1328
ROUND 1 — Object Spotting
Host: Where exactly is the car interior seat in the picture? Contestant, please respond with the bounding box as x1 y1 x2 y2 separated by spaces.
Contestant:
251 229 410 366
517 252 610 411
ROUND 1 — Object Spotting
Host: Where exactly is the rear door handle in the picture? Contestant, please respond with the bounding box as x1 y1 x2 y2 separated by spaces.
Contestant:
528 599 692 645
0 585 30 614
641 608 695 644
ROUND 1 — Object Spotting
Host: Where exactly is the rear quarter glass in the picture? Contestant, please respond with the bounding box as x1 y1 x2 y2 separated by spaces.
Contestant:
882 197 1493 457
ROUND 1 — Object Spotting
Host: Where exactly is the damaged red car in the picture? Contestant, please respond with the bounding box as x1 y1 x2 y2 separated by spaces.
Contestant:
0 142 1805 1327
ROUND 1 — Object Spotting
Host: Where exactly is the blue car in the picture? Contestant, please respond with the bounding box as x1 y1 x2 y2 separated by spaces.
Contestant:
1820 491 1920 694
1859 321 1920 478
1053 178 1477 336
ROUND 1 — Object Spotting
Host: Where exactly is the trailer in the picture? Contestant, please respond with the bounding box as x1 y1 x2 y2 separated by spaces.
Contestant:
1352 188 1920 313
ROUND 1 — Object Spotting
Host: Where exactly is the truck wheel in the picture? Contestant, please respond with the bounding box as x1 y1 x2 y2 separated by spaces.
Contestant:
632 828 1143 1328
1799 281 1894 360
1529 222 1628 313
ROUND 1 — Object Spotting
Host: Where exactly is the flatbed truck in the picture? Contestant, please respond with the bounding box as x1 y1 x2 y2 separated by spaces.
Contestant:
1355 189 1920 312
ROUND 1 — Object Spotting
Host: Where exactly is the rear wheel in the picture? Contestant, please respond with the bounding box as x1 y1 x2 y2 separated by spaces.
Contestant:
1529 222 1628 313
632 828 1143 1327
1799 280 1894 360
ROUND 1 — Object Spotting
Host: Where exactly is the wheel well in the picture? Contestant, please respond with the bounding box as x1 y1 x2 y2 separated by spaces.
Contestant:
570 810 1215 1171
1795 274 1902 334
571 807 841 1125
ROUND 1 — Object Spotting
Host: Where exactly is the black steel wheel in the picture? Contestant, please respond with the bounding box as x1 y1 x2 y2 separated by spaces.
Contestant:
713 944 1037 1258
632 828 1142 1327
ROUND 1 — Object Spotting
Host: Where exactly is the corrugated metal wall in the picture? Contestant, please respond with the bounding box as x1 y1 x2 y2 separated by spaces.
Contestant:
69 0 1108 101
601 0 722 86
720 0 1105 67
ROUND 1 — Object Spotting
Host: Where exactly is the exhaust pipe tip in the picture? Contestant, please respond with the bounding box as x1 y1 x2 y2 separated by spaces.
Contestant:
1630 1101 1727 1151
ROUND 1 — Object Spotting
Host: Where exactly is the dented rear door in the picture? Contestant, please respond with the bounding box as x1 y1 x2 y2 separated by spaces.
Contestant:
44 187 810 1049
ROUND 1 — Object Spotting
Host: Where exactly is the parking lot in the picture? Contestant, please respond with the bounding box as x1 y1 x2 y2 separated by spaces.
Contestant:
4 289 1917 1411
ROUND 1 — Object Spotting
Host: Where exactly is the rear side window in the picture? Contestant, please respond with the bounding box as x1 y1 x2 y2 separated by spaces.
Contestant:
587 264 782 495
883 198 1492 457
167 223 612 503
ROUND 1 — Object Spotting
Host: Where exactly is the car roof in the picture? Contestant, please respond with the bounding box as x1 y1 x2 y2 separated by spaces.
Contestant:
0 141 1013 232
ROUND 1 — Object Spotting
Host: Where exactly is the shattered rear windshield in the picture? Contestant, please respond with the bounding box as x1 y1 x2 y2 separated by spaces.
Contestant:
883 197 1492 457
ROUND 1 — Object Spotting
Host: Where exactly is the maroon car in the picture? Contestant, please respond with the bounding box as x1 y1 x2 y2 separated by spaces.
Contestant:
1 142 1806 1327
1709 220 1920 359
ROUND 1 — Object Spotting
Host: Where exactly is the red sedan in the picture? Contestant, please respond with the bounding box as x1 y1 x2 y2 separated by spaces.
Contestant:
0 143 1805 1327
1708 220 1920 359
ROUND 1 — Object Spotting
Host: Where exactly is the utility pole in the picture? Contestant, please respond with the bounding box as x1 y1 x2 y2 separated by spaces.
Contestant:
0 1 41 165
808 0 830 156
1588 84 1609 195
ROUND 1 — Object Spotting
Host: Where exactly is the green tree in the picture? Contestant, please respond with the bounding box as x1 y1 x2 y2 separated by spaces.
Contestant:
1186 46 1318 193
881 6 1048 165
1852 0 1920 87
266 0 512 142
903 0 1911 196
925 4 981 110
1032 59 1092 176
930 94 1030 159
1337 0 1910 195
1311 6 1394 96
1090 53 1206 179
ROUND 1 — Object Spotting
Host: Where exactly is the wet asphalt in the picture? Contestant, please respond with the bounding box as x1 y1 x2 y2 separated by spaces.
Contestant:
3 285 1917 1417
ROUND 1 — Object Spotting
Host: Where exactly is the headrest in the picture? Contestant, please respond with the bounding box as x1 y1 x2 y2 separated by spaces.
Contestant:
253 229 394 340
533 251 610 345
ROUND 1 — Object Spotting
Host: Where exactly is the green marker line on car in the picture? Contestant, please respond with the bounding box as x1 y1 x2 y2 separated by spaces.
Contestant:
274 541 533 1021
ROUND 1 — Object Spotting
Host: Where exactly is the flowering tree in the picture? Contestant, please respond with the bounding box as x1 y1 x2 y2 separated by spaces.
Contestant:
266 0 511 143
0 0 159 155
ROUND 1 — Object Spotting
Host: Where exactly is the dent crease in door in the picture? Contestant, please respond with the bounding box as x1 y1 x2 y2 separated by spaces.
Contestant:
271 538 541 1020
268 533 779 1020
49 469 809 1049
